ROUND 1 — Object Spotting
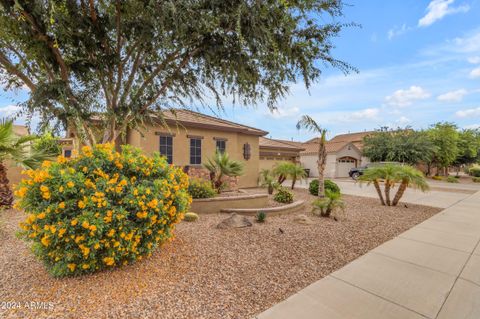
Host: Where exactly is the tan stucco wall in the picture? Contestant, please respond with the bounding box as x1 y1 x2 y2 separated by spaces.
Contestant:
190 194 268 214
127 124 260 188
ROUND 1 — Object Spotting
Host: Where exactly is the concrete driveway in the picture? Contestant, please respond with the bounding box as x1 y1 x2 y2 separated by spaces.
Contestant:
293 178 479 209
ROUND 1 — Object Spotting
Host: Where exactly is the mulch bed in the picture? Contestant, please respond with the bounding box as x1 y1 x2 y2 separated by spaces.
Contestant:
0 189 441 319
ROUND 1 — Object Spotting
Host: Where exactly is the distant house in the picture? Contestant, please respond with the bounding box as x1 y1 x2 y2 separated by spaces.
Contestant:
259 137 305 171
300 131 373 178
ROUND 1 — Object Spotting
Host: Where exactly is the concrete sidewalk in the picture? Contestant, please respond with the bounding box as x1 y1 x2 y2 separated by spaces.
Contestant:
256 190 480 319
294 179 475 208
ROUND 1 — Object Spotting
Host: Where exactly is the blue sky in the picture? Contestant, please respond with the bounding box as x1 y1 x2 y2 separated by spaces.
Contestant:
1 0 480 141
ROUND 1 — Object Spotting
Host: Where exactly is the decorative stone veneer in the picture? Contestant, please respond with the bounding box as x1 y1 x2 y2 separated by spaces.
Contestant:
184 165 238 191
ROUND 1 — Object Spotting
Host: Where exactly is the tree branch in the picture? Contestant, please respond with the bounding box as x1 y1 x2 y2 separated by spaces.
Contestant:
0 51 36 91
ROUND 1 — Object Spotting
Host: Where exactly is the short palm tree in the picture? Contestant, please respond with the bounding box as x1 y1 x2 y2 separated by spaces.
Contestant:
296 115 327 197
312 189 345 218
392 165 429 206
359 164 429 206
272 161 294 185
289 164 307 189
0 119 53 207
259 169 278 194
204 151 244 193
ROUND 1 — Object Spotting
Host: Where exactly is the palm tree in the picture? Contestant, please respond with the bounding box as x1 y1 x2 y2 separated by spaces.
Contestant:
359 164 429 206
259 169 277 194
289 164 307 189
272 161 294 185
358 166 387 206
392 165 429 206
204 151 244 193
296 115 327 197
312 189 345 218
0 119 53 207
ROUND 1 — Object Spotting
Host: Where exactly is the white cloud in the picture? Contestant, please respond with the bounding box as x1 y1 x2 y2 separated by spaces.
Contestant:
385 86 431 107
468 56 480 64
437 89 468 102
396 116 411 126
456 107 480 118
469 67 480 78
388 24 411 40
266 106 300 119
0 104 21 117
342 108 380 122
464 123 480 129
418 0 470 27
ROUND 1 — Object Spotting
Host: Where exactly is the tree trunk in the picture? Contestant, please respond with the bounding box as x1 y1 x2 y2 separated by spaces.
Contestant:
291 177 296 189
0 162 13 208
268 185 274 195
317 133 327 198
392 182 407 206
373 179 386 206
384 180 392 206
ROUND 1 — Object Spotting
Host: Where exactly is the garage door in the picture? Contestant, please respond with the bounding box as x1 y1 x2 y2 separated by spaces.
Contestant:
337 158 356 178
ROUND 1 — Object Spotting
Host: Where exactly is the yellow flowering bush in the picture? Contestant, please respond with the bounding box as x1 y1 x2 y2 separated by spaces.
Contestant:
15 144 191 277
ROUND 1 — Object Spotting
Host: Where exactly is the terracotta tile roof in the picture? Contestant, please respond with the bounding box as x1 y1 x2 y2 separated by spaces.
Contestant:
157 109 268 136
329 131 374 143
305 131 373 144
301 131 373 155
259 137 305 151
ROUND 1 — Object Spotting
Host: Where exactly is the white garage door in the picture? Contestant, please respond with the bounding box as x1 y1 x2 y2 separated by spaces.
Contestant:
337 158 356 178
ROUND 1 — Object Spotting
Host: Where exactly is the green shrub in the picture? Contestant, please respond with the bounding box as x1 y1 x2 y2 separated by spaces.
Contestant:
473 177 480 183
187 179 216 199
184 212 199 222
312 190 345 218
273 187 294 204
308 179 340 196
15 144 191 277
33 131 62 156
432 175 443 181
256 211 266 223
446 176 459 183
469 166 480 177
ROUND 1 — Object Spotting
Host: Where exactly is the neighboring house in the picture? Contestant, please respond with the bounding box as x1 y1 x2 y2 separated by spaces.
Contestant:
122 109 268 188
300 131 373 178
259 137 305 171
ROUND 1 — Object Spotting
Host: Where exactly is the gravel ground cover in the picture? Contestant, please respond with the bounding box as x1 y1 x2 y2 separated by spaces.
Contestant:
0 189 440 319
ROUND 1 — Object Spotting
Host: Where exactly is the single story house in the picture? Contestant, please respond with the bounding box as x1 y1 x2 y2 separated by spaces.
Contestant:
120 109 268 188
300 131 373 178
259 137 305 171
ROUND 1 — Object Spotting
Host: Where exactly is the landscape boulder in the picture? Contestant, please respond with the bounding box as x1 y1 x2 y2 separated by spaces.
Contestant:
217 213 252 229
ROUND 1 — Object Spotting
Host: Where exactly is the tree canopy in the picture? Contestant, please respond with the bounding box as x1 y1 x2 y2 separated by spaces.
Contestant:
362 128 437 165
0 0 355 144
362 124 480 174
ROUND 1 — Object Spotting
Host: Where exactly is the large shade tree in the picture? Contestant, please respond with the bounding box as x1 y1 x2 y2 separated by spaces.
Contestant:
362 128 437 166
0 0 355 144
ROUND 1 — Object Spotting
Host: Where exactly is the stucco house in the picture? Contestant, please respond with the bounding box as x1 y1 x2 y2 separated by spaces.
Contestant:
259 137 305 171
300 131 373 178
121 109 268 188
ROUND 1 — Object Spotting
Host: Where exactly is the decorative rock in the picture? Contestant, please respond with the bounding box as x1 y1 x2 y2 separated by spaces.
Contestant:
293 214 314 225
217 213 252 229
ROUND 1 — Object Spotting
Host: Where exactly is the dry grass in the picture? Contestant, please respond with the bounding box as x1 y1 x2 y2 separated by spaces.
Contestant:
0 189 440 319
